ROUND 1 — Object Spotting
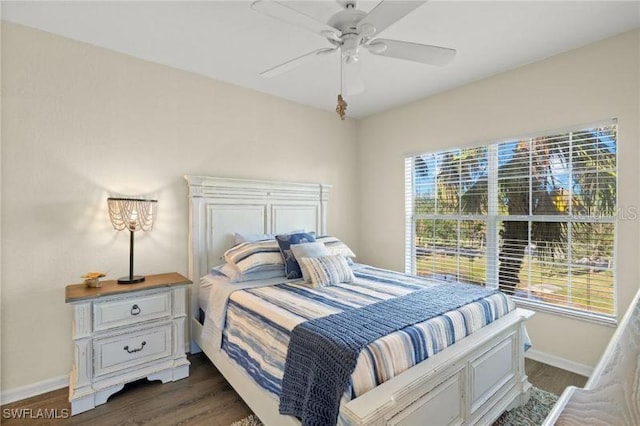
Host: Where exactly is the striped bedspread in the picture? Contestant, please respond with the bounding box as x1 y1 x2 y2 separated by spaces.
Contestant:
219 266 514 400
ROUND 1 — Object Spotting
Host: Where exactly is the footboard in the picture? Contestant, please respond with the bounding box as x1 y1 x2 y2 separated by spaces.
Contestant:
342 308 534 426
193 306 532 426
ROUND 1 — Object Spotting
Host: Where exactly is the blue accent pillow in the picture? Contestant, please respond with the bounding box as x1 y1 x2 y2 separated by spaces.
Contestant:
275 232 317 279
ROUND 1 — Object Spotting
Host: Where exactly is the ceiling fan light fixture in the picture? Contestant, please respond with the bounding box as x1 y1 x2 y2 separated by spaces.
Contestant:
341 34 360 58
344 55 358 64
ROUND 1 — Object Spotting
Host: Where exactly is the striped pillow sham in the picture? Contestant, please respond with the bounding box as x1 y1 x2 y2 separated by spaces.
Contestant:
298 255 355 287
290 242 330 283
223 240 284 274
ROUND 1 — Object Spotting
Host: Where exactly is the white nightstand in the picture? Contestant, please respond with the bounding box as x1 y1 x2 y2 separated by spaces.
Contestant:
65 272 192 415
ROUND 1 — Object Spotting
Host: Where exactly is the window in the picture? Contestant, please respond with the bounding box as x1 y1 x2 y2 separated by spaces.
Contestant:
405 122 617 321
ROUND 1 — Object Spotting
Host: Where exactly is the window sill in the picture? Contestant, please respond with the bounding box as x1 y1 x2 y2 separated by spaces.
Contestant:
513 297 617 327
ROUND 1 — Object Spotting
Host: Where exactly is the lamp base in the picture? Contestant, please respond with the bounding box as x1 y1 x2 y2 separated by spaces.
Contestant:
117 275 145 284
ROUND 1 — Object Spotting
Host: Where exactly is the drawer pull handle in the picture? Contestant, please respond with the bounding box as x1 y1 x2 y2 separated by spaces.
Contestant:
130 304 141 316
124 341 146 354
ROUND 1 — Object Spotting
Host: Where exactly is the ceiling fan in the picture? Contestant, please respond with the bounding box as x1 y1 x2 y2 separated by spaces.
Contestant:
251 0 457 78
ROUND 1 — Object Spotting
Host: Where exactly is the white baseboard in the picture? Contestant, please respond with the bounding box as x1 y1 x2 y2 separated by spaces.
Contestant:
526 348 593 378
0 375 68 405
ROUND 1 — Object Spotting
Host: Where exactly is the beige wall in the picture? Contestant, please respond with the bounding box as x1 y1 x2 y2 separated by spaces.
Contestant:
357 29 640 368
0 22 358 391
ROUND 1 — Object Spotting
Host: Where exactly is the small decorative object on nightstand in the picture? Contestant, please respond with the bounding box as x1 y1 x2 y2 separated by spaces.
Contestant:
82 271 106 288
65 272 192 415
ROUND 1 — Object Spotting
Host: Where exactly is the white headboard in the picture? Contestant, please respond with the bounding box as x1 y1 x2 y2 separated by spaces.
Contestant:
184 175 331 320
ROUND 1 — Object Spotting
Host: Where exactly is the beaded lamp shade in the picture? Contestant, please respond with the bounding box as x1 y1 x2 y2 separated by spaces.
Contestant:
107 197 157 284
108 198 157 232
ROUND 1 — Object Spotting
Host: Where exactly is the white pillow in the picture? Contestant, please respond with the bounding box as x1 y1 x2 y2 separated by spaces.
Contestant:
211 262 285 283
290 242 330 283
298 255 355 287
234 232 276 244
316 236 356 259
234 229 307 244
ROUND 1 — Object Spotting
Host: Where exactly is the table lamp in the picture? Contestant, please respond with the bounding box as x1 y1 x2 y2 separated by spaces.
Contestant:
107 197 157 284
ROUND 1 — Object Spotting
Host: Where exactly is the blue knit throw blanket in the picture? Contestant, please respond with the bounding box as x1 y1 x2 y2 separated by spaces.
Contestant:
279 282 499 426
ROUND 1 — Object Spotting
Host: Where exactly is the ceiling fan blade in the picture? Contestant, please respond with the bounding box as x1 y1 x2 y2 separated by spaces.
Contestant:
366 39 456 66
358 1 427 37
260 47 337 78
251 0 340 40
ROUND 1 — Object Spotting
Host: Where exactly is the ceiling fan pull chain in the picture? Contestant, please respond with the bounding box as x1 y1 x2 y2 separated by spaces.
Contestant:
336 56 347 120
340 53 343 95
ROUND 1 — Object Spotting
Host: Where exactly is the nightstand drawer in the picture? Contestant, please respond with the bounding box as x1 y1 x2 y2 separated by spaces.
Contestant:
94 291 171 331
93 323 172 377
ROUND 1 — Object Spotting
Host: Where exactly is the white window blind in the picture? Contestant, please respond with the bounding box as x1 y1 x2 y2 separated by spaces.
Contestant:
405 121 617 320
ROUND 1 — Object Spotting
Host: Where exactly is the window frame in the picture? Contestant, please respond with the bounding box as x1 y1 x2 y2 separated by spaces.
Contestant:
405 120 618 325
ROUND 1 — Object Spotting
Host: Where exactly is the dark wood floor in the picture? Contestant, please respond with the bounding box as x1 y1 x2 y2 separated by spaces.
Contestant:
1 354 587 425
525 358 588 396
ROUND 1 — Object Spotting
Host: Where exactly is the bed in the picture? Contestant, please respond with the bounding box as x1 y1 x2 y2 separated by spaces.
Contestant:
185 175 534 426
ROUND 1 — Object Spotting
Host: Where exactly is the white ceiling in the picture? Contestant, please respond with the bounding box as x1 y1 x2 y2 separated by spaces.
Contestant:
2 1 639 118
